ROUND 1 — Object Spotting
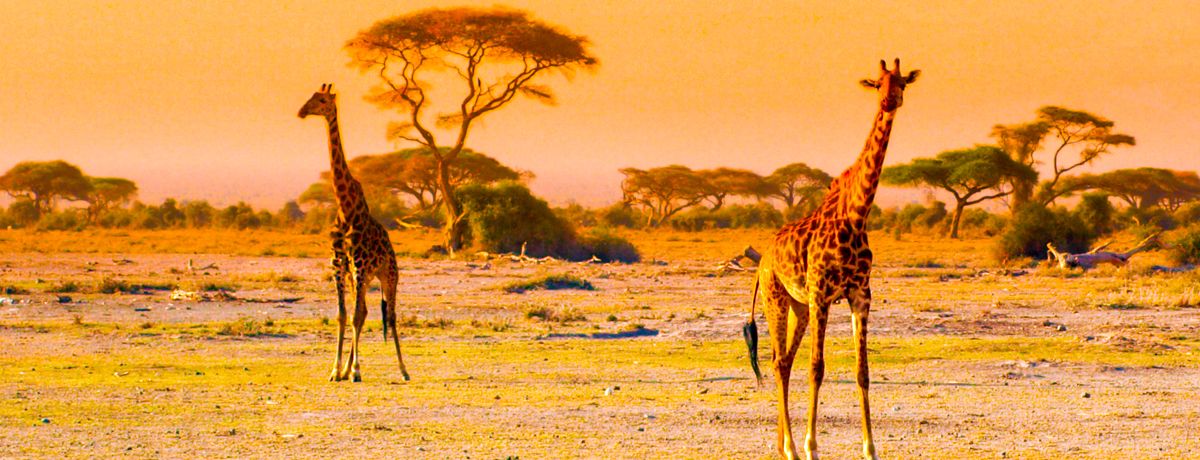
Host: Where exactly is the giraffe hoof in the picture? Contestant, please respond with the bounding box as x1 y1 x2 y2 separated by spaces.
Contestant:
352 373 362 383
401 371 411 382
329 370 341 382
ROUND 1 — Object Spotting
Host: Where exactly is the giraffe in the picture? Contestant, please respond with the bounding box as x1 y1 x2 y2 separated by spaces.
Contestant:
299 83 410 382
743 59 919 460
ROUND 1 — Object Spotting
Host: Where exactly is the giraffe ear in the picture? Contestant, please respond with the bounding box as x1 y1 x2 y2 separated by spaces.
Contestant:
859 79 879 89
904 70 921 84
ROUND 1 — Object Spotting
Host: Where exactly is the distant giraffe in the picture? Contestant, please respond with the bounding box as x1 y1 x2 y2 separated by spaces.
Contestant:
744 59 919 460
299 83 410 382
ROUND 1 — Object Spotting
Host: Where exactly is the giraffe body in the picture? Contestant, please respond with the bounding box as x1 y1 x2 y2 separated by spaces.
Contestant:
747 60 918 460
300 83 410 382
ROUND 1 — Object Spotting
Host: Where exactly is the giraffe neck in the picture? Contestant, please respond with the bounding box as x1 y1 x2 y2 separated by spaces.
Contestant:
837 108 896 220
323 109 371 223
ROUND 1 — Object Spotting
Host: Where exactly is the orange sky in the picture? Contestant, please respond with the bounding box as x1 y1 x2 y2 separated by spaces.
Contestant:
1 0 1198 208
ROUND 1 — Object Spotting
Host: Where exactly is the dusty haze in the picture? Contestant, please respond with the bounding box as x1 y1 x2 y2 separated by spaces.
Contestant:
1 0 1197 208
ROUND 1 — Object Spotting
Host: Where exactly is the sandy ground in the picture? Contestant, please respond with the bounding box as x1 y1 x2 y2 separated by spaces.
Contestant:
1 250 1199 459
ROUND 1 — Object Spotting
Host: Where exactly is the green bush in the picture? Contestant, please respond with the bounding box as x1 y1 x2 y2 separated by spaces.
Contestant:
1169 225 1200 265
578 227 640 263
7 200 39 227
36 210 86 231
1173 202 1200 226
995 204 1095 260
1073 193 1116 235
958 209 1006 236
1121 206 1177 230
458 181 579 258
598 203 645 229
668 203 783 231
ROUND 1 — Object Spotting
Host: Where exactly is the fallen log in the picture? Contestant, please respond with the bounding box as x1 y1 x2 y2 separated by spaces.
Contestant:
1047 232 1162 270
716 246 762 272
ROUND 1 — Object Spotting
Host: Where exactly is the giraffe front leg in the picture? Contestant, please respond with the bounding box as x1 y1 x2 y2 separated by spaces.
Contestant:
849 289 879 460
330 256 348 382
343 276 368 382
804 297 831 460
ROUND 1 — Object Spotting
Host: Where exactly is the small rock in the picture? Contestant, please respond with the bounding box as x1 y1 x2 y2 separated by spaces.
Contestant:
133 307 151 312
1056 324 1067 332
637 427 645 432
696 388 709 395
644 414 656 419
892 405 901 412
41 418 50 424
56 296 72 304
604 387 614 396
1081 392 1091 398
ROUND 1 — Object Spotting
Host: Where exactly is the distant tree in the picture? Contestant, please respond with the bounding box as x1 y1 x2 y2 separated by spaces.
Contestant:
279 200 305 225
698 168 769 210
1031 106 1136 205
990 106 1135 208
0 161 93 218
990 121 1050 209
298 182 335 209
619 165 708 228
346 6 598 252
331 148 525 211
765 162 833 216
882 146 1037 238
86 177 138 222
182 200 216 228
1057 168 1200 212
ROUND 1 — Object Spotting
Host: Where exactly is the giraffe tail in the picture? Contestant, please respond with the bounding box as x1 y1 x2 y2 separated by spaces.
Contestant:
380 299 388 342
743 276 762 385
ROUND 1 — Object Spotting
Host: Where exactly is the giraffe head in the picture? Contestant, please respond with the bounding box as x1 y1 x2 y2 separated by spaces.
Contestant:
859 59 919 113
298 83 337 119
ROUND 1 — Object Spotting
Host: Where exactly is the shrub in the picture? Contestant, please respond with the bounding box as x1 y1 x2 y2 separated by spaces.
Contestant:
1169 225 1200 266
504 274 595 294
958 209 1006 236
36 211 86 231
457 181 577 258
1174 202 1200 226
668 203 783 231
995 204 1095 260
1121 206 1177 230
1073 193 1116 235
598 203 645 229
554 202 598 228
577 227 640 263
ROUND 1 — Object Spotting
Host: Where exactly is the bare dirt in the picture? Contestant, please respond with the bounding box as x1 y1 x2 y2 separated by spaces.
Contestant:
1 247 1199 459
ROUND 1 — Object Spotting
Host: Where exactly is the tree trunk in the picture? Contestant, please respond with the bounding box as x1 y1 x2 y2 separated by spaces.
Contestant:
437 160 467 253
1009 179 1032 213
949 201 965 239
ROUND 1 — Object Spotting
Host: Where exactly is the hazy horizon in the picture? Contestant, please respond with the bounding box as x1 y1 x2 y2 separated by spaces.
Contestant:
2 1 1197 209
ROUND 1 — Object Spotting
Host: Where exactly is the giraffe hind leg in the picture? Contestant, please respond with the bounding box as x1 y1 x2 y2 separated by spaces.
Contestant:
762 273 807 459
383 269 410 381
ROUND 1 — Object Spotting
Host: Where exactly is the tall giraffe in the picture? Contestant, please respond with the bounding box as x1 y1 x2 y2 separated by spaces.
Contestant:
744 59 919 460
299 83 411 382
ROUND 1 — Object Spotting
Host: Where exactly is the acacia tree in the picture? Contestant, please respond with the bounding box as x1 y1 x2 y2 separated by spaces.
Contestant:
990 121 1049 209
335 148 525 211
698 168 769 210
1058 168 1200 211
87 177 138 222
882 146 1036 238
346 7 597 252
765 162 832 216
619 165 708 228
0 160 93 219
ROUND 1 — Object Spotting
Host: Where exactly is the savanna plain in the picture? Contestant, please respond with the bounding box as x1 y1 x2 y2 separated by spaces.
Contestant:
1 229 1197 459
